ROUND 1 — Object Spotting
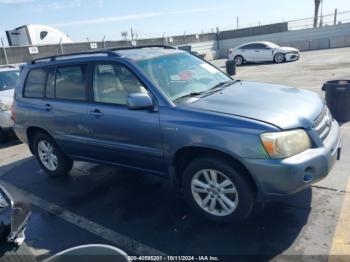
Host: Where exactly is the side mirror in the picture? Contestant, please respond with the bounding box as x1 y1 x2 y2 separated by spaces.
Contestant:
127 93 154 110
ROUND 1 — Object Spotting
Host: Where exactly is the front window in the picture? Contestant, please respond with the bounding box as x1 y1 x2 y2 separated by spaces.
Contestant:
0 70 19 91
93 63 147 105
137 53 231 101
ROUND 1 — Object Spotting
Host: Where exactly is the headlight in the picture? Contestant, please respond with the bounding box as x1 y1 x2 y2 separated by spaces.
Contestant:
260 129 311 159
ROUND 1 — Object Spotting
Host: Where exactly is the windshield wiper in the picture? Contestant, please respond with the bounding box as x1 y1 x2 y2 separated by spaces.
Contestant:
173 80 239 102
207 80 239 91
173 92 204 102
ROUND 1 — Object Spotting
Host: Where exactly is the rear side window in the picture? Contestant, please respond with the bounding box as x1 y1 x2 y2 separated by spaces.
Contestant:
241 44 259 49
55 65 87 101
24 68 47 98
45 69 55 98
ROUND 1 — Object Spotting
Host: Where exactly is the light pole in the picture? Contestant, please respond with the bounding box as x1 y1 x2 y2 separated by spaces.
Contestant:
319 0 324 27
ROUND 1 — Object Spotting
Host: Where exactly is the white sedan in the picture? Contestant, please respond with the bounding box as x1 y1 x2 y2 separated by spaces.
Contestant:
228 41 300 66
0 65 19 142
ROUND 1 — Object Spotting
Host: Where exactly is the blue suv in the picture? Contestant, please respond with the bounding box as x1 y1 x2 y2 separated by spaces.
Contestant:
13 46 341 222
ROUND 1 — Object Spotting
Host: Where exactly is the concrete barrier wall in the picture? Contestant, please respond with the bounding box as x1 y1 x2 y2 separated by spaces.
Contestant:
0 32 217 65
219 23 288 40
219 23 350 57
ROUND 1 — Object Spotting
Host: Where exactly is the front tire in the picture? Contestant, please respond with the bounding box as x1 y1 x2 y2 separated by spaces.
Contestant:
274 53 285 63
182 156 255 223
33 132 73 177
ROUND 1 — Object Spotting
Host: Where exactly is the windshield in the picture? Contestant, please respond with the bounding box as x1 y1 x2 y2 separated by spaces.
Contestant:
0 70 19 91
137 53 231 101
266 42 280 48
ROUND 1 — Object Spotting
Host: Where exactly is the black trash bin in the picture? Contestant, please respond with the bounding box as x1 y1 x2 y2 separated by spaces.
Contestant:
322 80 350 123
225 60 236 76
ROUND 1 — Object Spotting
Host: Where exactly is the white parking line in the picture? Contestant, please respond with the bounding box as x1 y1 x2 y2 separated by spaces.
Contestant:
0 181 166 256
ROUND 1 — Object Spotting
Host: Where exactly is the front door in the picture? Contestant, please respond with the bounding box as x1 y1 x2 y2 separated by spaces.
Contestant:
253 43 273 61
86 62 164 173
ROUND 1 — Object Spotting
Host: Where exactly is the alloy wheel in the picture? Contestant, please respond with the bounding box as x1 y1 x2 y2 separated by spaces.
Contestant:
191 169 239 216
37 140 58 171
234 56 243 66
275 53 284 63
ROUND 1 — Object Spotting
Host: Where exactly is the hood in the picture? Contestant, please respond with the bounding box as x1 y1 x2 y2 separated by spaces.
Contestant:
185 81 324 130
0 89 14 102
277 46 299 53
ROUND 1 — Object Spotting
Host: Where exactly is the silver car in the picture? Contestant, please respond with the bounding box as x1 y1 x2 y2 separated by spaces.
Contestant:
0 65 19 142
228 41 300 65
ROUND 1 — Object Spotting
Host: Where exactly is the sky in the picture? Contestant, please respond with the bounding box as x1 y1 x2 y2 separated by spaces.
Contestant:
0 0 349 44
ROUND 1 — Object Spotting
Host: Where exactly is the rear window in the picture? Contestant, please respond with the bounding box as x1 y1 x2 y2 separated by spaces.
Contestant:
55 65 87 101
24 68 47 98
56 65 87 100
0 70 19 91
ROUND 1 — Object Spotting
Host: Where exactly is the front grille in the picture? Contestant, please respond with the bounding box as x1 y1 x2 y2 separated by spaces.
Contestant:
313 106 332 141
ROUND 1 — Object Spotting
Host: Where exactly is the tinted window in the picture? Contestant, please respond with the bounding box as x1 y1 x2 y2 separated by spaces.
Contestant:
24 68 46 98
241 44 264 49
40 31 48 40
0 70 19 91
55 65 87 101
93 63 147 105
255 44 269 49
45 68 55 98
240 44 256 49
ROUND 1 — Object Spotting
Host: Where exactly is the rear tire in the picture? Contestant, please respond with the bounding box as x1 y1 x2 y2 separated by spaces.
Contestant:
0 129 6 143
234 55 244 66
33 132 73 177
182 156 255 223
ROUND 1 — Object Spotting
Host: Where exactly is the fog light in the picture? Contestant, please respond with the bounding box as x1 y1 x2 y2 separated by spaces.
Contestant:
304 167 314 182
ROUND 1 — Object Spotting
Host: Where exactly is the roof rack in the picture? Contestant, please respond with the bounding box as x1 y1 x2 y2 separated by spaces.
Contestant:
108 44 176 52
29 45 176 65
29 50 119 65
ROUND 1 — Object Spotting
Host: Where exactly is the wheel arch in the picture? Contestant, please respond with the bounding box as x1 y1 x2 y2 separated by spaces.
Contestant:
172 146 259 196
234 54 245 64
26 126 53 154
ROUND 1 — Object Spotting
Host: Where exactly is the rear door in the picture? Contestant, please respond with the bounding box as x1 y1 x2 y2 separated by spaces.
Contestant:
40 64 91 156
86 61 164 173
239 44 257 61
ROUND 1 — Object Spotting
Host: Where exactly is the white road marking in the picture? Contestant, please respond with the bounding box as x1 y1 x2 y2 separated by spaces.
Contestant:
0 181 166 256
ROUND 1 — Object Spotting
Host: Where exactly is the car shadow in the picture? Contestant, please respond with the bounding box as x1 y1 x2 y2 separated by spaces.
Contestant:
219 60 298 69
0 160 312 260
0 133 21 149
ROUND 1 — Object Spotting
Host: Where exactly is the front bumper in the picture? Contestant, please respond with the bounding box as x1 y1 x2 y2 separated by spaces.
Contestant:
244 120 341 199
0 110 14 130
285 52 300 61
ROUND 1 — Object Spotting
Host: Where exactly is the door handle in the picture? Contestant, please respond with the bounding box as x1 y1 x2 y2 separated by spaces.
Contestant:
89 109 104 118
45 104 52 111
255 50 260 52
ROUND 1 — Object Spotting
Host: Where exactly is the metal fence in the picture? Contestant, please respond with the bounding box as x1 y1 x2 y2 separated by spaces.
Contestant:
1 10 350 65
288 10 350 30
